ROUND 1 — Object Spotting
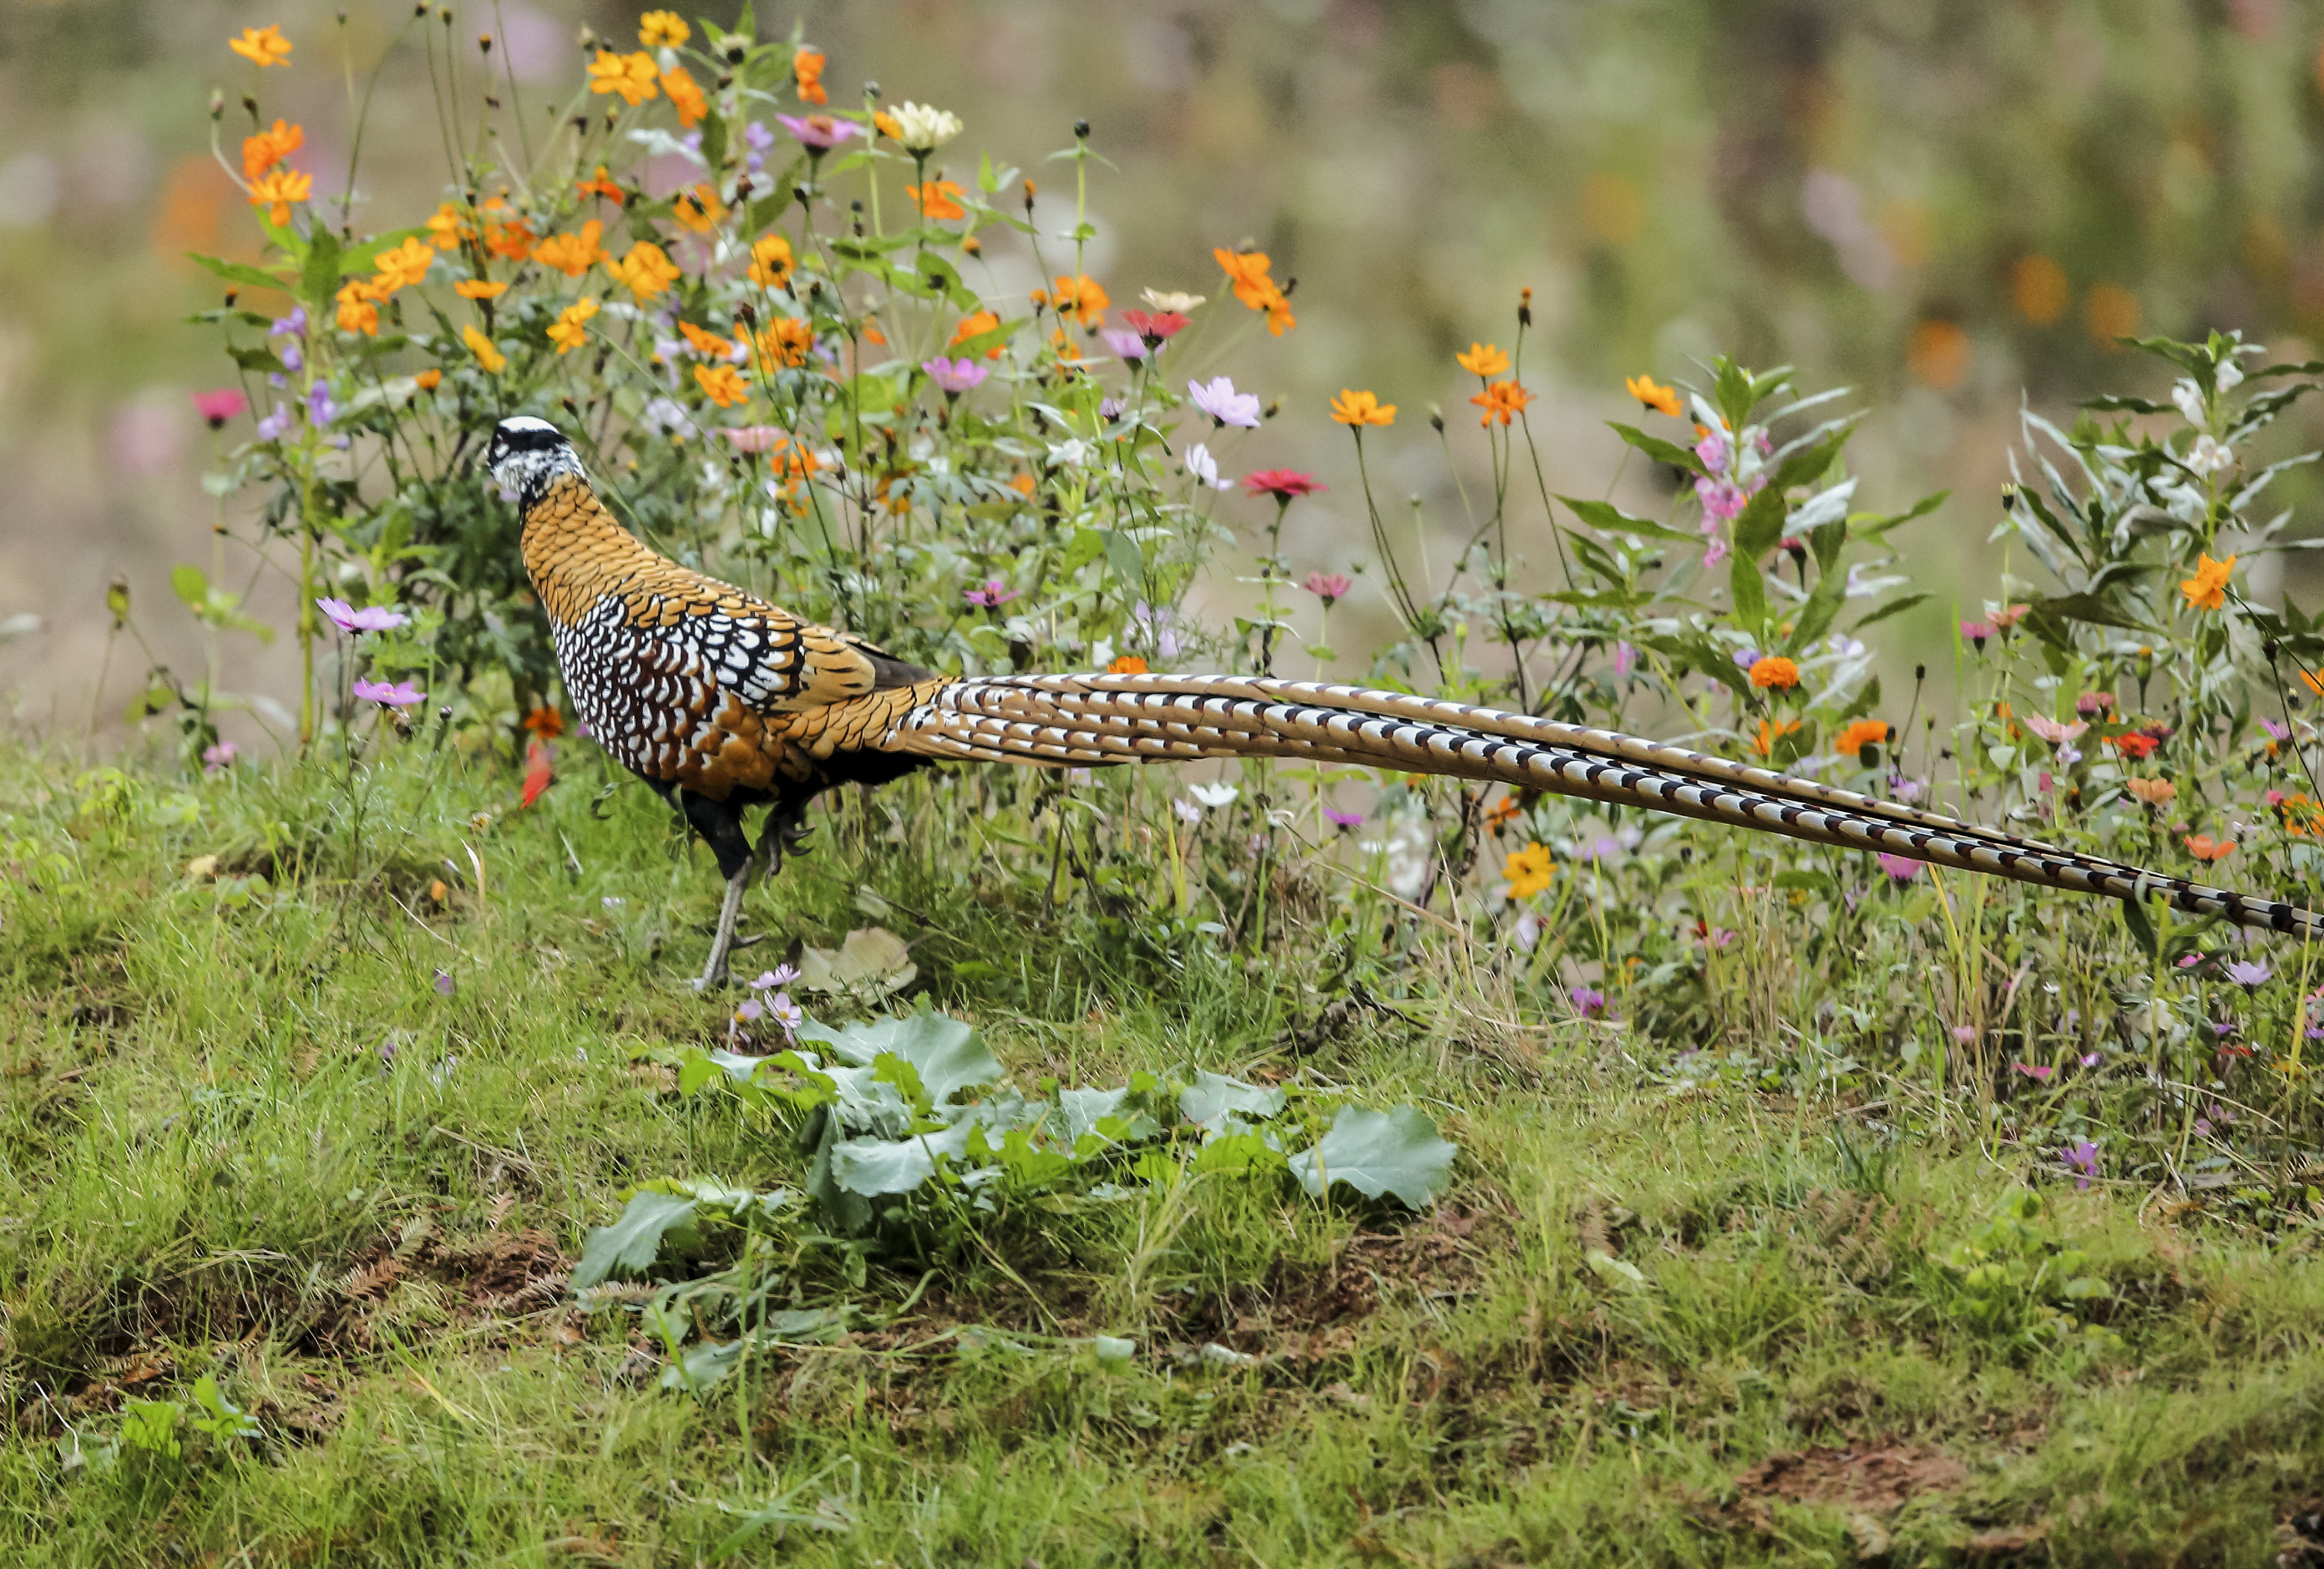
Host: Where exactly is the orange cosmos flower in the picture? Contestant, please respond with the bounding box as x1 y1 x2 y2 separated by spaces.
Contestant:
1471 379 1534 426
533 220 605 278
462 323 506 373
247 168 311 227
2180 552 2236 612
414 368 442 391
679 321 740 358
2123 777 2176 807
873 110 904 141
1329 389 1395 427
574 166 625 204
1749 655 1800 690
240 119 303 181
1503 843 1555 898
911 179 967 222
2302 669 2324 698
1752 718 1803 757
1483 796 1522 830
2110 732 2160 760
951 309 1004 358
455 278 508 300
425 201 474 251
228 24 292 67
751 317 816 368
334 278 381 336
1456 341 1511 378
482 215 536 262
1835 719 1890 756
746 234 794 290
1625 374 1682 417
1045 274 1109 328
586 50 660 107
547 297 599 355
694 363 748 407
794 48 828 104
661 66 708 128
2184 833 2236 863
608 240 679 300
1106 655 1149 675
638 10 688 47
1213 247 1277 310
369 235 435 295
671 184 725 234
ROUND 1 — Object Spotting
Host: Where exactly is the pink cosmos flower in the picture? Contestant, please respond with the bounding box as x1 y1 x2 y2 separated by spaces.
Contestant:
192 389 247 428
1876 851 1923 883
201 740 239 775
1961 620 1994 647
777 113 865 150
2021 714 2087 746
922 357 989 394
1304 571 1353 605
964 578 1018 608
1324 808 1364 829
353 678 425 706
2012 1061 2055 1082
1101 328 1147 363
1188 375 1261 429
723 427 789 454
317 597 410 633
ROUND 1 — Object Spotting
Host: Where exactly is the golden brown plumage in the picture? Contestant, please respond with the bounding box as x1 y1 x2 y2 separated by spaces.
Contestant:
484 416 2324 988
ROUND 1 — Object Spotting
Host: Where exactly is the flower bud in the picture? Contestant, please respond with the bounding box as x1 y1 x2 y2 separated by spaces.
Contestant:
107 577 130 628
477 32 491 52
575 24 597 49
209 90 224 120
241 93 258 123
1074 118 1091 139
864 80 881 98
1519 285 1534 327
1429 405 1443 432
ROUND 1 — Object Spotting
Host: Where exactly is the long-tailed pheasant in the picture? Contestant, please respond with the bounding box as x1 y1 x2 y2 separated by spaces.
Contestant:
485 415 2324 987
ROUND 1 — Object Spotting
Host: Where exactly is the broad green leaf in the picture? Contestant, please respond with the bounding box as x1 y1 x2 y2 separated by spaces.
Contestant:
1286 1105 1457 1208
799 1010 1000 1104
1608 422 1705 476
1851 590 1930 632
120 1399 181 1458
1179 1070 1284 1130
571 1190 700 1289
185 252 293 294
1557 495 1697 544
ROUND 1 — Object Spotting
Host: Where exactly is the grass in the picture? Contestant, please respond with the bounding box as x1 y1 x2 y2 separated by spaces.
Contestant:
2 740 2322 1567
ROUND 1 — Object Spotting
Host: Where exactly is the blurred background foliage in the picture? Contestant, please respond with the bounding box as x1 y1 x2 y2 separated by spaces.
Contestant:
6 0 2324 743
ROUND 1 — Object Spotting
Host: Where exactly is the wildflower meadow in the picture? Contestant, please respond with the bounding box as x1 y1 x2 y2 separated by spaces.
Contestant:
5 7 2324 1565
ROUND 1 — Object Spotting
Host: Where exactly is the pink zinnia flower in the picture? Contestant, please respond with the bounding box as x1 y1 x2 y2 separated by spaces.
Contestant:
192 389 247 428
1304 571 1352 605
2021 714 2087 746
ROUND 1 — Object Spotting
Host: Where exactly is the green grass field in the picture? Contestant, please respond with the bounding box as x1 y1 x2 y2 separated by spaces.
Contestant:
3 744 2321 1567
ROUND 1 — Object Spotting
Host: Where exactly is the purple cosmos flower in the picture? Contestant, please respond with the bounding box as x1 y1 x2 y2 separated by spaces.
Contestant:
2226 959 2272 987
1099 397 1126 421
1132 601 1182 660
1570 986 1608 1019
433 969 455 998
1613 641 1637 677
1187 375 1261 429
964 578 1018 608
268 306 306 339
316 597 409 633
201 740 239 775
352 678 425 707
192 389 247 427
255 405 292 441
1324 808 1364 830
742 119 774 170
1876 851 1923 883
2061 1139 2099 1190
776 113 866 150
2011 1061 2054 1082
1513 911 1541 952
1101 328 1147 363
923 357 989 395
2079 1051 2102 1068
765 992 804 1031
1171 798 1202 825
306 381 339 429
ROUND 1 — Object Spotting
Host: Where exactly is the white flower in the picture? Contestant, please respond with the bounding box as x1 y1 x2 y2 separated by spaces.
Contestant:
1185 442 1232 491
1047 437 1093 469
889 102 962 152
1189 782 1239 809
2216 356 2245 392
2171 379 2206 426
1514 912 1541 952
1142 288 1205 312
2185 434 2234 476
1170 798 1202 824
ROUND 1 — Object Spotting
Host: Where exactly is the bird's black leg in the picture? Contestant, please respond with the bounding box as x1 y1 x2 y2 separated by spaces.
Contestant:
679 790 757 990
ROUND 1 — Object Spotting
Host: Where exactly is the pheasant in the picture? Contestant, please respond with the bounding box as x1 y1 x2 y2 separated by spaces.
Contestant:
485 415 2324 988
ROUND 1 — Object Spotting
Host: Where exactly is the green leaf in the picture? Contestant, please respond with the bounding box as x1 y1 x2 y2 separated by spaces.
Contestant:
2029 591 2156 636
1607 422 1705 476
1851 591 1930 632
300 227 343 313
1856 489 1948 538
1557 495 1698 543
119 1399 181 1458
797 1010 1001 1104
1732 483 1788 561
1192 1131 1287 1176
188 1376 260 1441
2119 893 2160 960
1769 416 1860 491
1101 528 1146 592
700 113 729 176
1729 551 1768 641
570 1190 700 1289
169 565 210 610
1286 1105 1457 1208
185 252 293 294
1179 1070 1284 1129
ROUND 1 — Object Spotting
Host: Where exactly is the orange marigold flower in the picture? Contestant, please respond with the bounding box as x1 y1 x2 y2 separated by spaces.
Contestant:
1835 718 1890 756
425 201 474 251
671 184 726 234
1048 326 1081 363
533 219 605 278
247 168 311 227
462 323 506 373
1456 341 1511 378
661 65 708 128
694 363 748 407
1625 374 1682 417
1752 718 1803 757
240 118 303 181
751 316 816 368
637 10 688 47
1503 842 1555 898
586 50 660 107
951 310 1004 359
608 240 679 300
334 278 381 336
454 278 508 300
911 179 967 222
414 368 442 391
1106 655 1149 675
2180 551 2236 612
1329 389 1395 427
1046 274 1109 328
2184 833 2237 863
794 47 828 104
1748 655 1800 690
369 235 435 295
547 296 599 355
228 24 292 67
574 166 625 204
746 234 794 290
1470 379 1534 426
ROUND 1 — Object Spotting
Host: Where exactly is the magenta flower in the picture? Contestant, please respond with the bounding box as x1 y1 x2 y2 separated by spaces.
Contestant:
1613 640 1638 677
2061 1139 2100 1190
922 357 989 395
201 740 239 775
776 113 865 150
2011 1061 2054 1082
192 389 247 428
2262 718 2292 742
2075 691 2113 717
1695 476 1749 522
1570 986 1608 1019
316 597 409 633
1694 431 1729 475
1187 375 1261 429
433 969 455 997
353 678 425 706
1950 1025 1977 1046
964 578 1018 609
1324 808 1364 829
1961 620 1994 648
1121 309 1187 346
1701 536 1729 569
1243 469 1323 502
1304 571 1353 605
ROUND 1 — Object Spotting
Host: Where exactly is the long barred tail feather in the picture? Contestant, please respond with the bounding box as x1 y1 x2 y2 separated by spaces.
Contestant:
876 671 2324 942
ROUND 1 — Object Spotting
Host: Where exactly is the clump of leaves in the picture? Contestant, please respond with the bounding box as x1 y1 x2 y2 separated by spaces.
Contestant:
1935 1188 2122 1354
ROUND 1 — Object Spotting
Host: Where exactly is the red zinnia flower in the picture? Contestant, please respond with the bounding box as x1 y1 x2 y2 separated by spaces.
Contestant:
1121 309 1188 346
1243 469 1324 503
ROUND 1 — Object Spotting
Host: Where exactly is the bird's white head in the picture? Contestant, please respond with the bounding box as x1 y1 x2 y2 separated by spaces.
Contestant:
484 415 582 505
